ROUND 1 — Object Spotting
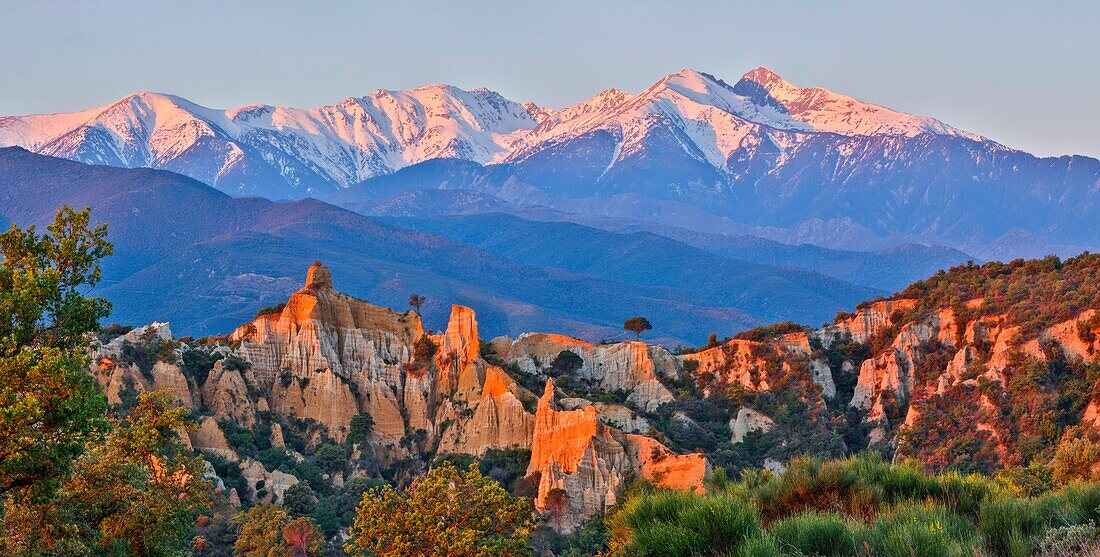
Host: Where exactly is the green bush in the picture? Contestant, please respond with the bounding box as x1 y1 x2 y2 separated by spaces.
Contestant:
615 491 757 557
609 454 1100 557
768 512 863 557
866 504 977 557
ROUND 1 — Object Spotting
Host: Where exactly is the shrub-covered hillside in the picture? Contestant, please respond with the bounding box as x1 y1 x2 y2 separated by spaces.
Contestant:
609 453 1100 557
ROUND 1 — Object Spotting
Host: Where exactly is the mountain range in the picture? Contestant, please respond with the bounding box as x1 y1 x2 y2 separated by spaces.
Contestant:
4 67 1097 259
1 146 901 342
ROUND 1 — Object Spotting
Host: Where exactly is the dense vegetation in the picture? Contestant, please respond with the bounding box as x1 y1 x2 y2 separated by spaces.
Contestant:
609 454 1100 557
879 254 1100 337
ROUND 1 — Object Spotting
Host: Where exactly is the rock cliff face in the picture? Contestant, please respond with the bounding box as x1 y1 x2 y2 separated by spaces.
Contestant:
90 262 709 530
498 333 678 411
88 258 1100 529
526 380 706 531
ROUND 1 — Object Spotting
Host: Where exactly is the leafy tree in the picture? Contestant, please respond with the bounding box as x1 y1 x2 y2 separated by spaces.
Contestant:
1 391 211 555
313 442 349 474
234 505 322 557
550 349 584 376
284 481 318 517
408 293 425 315
282 517 324 557
0 207 112 499
345 462 535 557
623 316 652 341
347 412 374 447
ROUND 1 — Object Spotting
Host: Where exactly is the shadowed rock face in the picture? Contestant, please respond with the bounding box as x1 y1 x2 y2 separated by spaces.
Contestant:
90 262 710 528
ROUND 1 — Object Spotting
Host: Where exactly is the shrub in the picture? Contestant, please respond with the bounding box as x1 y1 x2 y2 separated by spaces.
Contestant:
255 303 286 317
865 504 978 557
611 491 757 557
550 350 585 376
769 512 864 557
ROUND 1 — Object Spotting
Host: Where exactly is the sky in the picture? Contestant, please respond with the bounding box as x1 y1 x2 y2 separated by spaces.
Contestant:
1 1 1097 157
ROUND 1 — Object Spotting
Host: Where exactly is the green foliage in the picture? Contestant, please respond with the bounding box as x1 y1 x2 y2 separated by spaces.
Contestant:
886 254 1100 337
118 329 179 380
408 293 425 314
313 442 350 474
623 316 652 340
413 335 438 366
255 303 286 317
0 207 112 501
345 462 535 556
97 322 132 344
1 391 211 555
549 349 584 376
865 504 978 557
283 481 318 517
609 453 1100 557
346 412 374 447
607 490 758 557
769 512 864 556
733 321 809 343
180 346 223 386
533 514 609 557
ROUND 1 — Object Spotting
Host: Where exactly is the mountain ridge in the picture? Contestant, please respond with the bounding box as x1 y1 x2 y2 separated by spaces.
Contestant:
5 68 1097 259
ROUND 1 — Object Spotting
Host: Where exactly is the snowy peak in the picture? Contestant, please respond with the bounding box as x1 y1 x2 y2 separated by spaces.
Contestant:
732 67 982 139
738 66 795 94
0 67 994 199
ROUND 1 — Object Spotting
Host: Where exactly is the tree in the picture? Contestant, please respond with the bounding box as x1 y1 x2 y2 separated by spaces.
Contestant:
0 206 112 499
313 442 349 474
235 505 290 557
1 391 211 555
550 350 584 376
282 518 324 557
235 506 323 557
409 293 426 315
347 412 374 446
345 462 535 557
283 481 318 517
623 316 652 341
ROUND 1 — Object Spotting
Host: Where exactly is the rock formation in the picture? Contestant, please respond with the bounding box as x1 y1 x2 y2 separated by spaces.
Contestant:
525 379 706 530
88 262 710 531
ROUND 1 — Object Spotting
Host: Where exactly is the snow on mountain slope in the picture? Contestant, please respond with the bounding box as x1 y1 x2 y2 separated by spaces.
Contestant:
0 87 540 197
733 67 984 139
0 67 989 199
506 68 988 174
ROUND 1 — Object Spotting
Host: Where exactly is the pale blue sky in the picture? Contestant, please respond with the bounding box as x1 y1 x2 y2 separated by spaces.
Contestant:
2 1 1097 157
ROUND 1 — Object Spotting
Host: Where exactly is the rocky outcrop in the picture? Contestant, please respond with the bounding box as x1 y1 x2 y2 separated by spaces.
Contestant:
558 399 651 434
501 333 677 411
730 408 775 443
526 380 706 530
625 435 708 493
436 365 536 455
240 458 299 505
829 299 917 343
201 360 262 429
189 417 236 461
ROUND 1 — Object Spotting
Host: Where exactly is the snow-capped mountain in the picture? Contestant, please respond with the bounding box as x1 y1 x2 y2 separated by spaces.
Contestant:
0 86 538 198
4 67 1098 258
2 67 989 199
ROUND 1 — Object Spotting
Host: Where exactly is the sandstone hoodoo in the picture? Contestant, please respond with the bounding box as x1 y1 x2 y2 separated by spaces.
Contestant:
86 255 1100 533
89 262 711 527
